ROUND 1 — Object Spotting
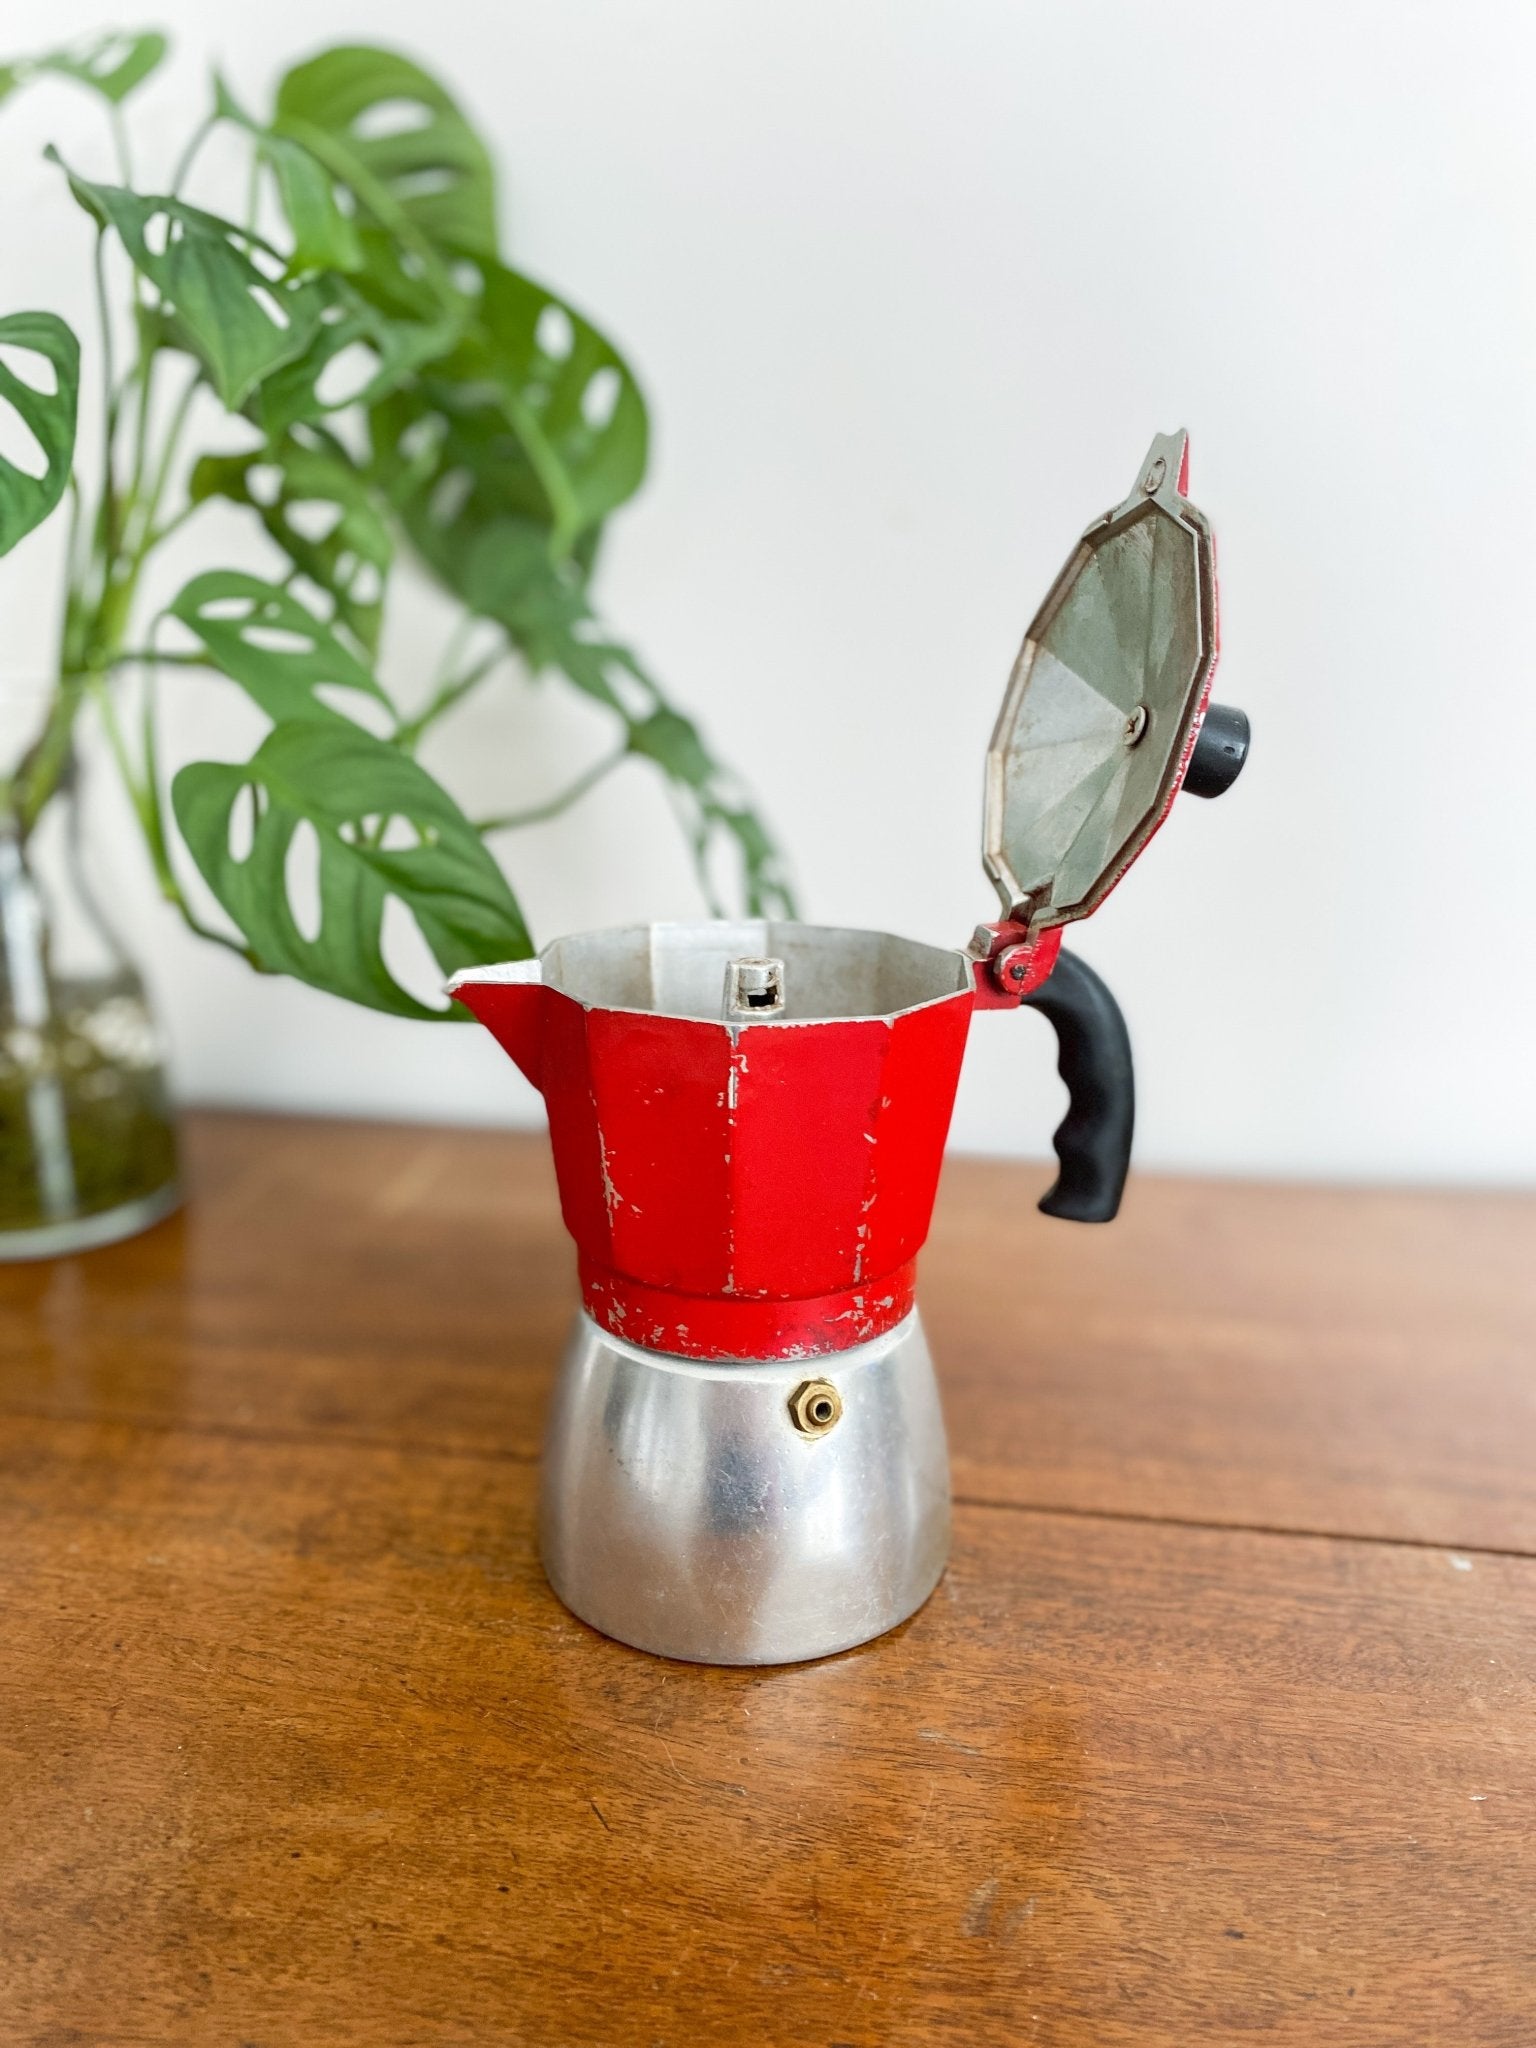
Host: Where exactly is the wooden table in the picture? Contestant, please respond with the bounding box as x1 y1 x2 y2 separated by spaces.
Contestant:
2 1113 1533 2046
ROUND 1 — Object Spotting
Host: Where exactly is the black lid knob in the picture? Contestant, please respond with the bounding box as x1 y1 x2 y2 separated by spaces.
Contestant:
1183 703 1250 798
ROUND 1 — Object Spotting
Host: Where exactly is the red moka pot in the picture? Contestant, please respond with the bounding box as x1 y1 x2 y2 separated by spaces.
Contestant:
452 433 1249 1666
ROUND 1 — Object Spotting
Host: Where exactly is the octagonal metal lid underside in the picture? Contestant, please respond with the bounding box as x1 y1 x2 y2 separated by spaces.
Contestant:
983 431 1217 929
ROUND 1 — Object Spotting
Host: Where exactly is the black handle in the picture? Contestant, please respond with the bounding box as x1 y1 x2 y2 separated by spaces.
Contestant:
1184 703 1250 798
1021 948 1135 1222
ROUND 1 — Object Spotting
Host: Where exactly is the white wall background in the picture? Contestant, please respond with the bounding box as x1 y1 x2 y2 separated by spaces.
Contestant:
2 0 1533 1183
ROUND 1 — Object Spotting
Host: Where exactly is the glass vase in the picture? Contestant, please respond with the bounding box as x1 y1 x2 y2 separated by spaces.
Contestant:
0 739 180 1259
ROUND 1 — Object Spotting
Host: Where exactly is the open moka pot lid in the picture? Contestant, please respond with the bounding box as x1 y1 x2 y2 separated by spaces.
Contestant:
984 429 1247 933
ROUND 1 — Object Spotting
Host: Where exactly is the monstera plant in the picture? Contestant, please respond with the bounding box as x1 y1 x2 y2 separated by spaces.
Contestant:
0 29 791 997
0 30 791 1251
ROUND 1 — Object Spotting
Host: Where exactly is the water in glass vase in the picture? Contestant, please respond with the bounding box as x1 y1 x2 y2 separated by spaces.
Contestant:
0 753 180 1259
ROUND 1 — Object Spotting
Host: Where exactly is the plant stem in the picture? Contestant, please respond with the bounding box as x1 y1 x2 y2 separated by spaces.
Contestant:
108 649 215 671
20 243 208 836
85 671 149 817
108 104 134 185
130 365 199 564
17 227 139 835
124 344 159 552
395 648 503 751
433 615 476 688
85 670 252 962
169 114 216 198
12 675 88 839
475 741 629 833
93 233 121 565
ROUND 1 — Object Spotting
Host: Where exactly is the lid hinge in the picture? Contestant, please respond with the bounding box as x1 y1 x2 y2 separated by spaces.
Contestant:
966 919 1064 1008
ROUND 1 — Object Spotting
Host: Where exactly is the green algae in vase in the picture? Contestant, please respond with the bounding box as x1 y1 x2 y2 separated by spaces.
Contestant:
0 759 179 1258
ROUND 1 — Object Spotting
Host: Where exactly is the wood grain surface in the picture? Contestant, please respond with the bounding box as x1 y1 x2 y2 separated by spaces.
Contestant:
3 1113 1533 1548
1 1111 1534 2045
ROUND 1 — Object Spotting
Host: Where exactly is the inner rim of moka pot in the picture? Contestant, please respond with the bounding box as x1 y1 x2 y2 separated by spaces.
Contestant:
541 920 970 1023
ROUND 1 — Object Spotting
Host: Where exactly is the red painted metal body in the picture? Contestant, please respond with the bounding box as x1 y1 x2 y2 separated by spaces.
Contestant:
453 976 976 1362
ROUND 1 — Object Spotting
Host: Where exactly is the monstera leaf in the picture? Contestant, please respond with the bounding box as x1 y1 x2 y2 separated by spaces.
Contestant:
0 311 79 557
173 720 531 1015
254 277 460 439
273 45 497 260
452 261 648 546
372 378 535 585
50 153 327 408
369 277 647 575
166 571 393 729
0 30 167 107
213 73 362 276
457 521 635 710
189 433 393 654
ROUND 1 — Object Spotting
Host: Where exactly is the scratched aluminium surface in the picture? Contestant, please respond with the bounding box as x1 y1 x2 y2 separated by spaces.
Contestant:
1 1112 1533 2045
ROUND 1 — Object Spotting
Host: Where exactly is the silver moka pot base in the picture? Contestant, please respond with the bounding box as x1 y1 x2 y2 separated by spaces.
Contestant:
539 1311 951 1666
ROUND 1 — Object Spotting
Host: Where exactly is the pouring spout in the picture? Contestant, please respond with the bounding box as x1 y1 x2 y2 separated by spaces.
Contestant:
447 960 548 1093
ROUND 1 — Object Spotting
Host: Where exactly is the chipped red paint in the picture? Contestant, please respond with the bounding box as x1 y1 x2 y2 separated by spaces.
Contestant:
454 977 974 1362
578 1259 918 1361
